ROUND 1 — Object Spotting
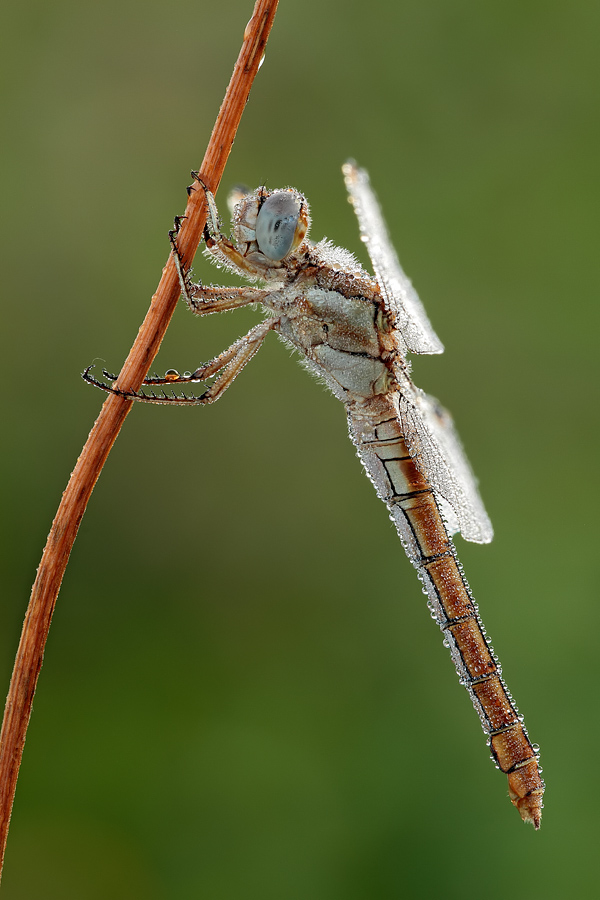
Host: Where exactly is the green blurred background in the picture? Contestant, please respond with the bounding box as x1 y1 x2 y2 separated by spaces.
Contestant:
1 0 598 896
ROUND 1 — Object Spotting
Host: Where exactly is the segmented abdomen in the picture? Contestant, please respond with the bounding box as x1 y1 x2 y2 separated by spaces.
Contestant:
348 395 544 827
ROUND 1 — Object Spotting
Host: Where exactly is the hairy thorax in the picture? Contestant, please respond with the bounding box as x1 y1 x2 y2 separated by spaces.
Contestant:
264 244 398 400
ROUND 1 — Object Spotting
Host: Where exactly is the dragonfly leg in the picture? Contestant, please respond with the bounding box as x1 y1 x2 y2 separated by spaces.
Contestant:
195 316 279 404
185 284 269 316
82 317 279 406
187 172 259 276
169 213 268 316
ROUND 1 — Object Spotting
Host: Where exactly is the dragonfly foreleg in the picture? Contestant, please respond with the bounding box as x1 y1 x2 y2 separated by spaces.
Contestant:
187 172 259 276
188 171 222 240
82 317 279 406
169 209 266 316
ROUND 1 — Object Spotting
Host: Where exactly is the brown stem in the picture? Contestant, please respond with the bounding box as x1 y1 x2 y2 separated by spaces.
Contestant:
0 0 279 880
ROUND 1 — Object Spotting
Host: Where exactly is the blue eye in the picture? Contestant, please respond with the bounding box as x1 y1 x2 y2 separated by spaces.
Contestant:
255 192 302 261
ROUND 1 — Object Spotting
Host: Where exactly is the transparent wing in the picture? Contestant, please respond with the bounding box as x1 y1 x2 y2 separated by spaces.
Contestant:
397 388 493 544
343 161 444 356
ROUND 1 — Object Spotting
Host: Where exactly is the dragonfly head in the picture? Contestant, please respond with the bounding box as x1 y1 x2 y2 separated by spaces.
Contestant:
231 187 310 265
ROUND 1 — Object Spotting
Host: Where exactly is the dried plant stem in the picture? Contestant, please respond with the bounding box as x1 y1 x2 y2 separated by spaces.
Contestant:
0 0 279 880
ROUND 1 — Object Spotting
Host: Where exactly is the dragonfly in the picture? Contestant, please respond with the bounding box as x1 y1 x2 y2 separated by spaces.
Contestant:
84 162 544 827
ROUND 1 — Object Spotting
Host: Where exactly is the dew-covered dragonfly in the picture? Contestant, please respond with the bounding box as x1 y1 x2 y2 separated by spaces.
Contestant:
85 162 544 827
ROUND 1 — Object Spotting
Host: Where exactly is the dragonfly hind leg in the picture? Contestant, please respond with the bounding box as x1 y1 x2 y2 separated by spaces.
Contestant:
175 315 280 405
83 317 280 406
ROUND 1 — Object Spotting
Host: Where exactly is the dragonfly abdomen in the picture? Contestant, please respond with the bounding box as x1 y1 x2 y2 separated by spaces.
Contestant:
348 397 544 827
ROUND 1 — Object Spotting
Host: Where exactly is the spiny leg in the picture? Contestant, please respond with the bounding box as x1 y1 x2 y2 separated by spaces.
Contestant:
168 212 268 316
187 171 261 276
82 317 280 406
168 213 194 302
188 170 224 244
197 316 279 404
186 284 270 316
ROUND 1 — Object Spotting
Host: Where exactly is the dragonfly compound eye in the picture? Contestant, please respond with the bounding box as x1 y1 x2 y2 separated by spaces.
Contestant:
255 191 308 261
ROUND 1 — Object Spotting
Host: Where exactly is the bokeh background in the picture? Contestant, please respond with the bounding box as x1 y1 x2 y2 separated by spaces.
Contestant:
1 0 598 896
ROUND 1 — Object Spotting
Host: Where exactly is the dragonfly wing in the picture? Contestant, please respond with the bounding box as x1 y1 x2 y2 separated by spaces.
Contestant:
343 161 444 356
397 388 494 544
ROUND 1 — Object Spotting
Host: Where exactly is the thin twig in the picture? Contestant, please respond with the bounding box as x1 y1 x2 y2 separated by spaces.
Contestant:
0 0 279 880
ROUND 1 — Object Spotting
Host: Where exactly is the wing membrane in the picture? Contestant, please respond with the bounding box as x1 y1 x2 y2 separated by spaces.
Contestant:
397 388 493 544
343 161 444 356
